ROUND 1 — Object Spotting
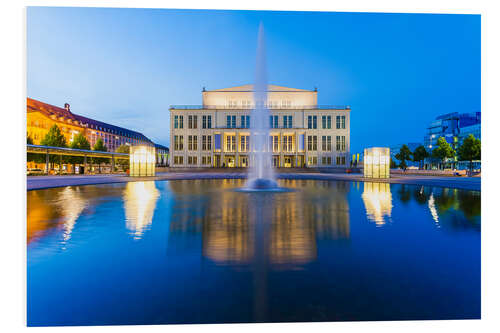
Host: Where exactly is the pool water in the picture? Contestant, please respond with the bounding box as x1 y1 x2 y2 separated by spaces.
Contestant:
27 179 480 326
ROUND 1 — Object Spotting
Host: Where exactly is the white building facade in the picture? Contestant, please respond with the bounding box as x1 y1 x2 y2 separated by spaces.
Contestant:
169 85 351 168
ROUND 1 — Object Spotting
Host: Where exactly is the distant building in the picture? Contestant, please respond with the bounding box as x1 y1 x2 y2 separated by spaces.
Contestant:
169 84 351 168
423 111 481 170
155 144 169 166
27 98 153 151
424 111 480 150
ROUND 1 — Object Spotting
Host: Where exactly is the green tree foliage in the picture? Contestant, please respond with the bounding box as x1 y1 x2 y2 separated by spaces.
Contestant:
92 138 108 173
457 134 481 175
68 132 91 173
395 144 412 171
431 137 456 169
412 145 429 170
115 144 130 171
41 125 67 147
40 125 68 169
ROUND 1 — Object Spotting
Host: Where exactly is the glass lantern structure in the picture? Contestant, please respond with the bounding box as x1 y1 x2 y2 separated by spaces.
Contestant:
363 147 390 178
129 145 156 177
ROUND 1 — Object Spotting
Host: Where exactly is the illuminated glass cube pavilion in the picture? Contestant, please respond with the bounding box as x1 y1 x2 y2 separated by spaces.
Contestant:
130 145 156 177
363 147 390 178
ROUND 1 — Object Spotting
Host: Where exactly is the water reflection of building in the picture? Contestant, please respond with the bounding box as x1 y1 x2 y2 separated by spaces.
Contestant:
27 187 88 245
167 179 351 267
123 181 160 240
27 185 124 245
361 182 392 226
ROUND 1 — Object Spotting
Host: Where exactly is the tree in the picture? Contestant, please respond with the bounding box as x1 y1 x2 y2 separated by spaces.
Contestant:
40 125 67 173
457 134 481 176
26 134 38 164
395 144 412 171
92 138 108 173
115 144 130 172
69 132 91 174
41 125 67 147
412 145 429 170
432 137 456 170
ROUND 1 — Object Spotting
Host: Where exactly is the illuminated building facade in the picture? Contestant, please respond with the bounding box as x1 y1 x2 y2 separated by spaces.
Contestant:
27 98 153 151
169 85 351 168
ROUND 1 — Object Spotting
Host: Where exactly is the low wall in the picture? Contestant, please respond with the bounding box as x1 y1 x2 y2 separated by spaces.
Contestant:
390 169 467 177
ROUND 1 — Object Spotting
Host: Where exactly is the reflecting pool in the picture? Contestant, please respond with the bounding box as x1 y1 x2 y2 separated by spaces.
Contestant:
27 179 480 326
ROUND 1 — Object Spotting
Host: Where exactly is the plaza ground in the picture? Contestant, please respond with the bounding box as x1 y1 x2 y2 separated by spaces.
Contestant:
27 170 481 191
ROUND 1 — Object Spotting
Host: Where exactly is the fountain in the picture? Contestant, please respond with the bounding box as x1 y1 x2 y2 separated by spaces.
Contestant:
246 23 278 190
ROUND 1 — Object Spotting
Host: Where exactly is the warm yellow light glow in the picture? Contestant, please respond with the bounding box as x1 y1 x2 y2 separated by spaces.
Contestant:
362 182 393 226
129 145 156 177
123 181 160 240
364 147 390 178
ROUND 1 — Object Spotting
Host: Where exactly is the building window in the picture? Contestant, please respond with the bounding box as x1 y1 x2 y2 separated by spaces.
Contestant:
336 115 345 129
202 135 212 151
226 115 236 128
322 156 332 165
336 136 346 151
282 135 293 152
240 135 250 152
283 115 292 128
307 135 318 151
188 135 198 151
174 156 184 165
188 115 198 129
270 115 278 129
336 156 346 165
174 135 184 151
308 115 317 129
323 115 332 129
179 116 184 129
203 115 212 129
188 156 198 165
307 156 317 166
226 135 236 152
241 115 250 129
322 135 332 151
202 156 212 165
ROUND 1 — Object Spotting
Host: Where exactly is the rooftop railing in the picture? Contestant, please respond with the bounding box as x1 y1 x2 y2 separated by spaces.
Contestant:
170 105 350 110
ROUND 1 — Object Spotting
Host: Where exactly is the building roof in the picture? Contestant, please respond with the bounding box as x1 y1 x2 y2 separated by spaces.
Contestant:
207 84 315 92
27 98 80 122
27 97 152 142
154 143 169 151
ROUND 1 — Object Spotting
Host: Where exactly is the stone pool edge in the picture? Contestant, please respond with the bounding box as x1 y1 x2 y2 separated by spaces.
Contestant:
27 172 481 192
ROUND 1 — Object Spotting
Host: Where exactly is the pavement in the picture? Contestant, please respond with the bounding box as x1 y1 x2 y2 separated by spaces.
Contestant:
27 172 481 191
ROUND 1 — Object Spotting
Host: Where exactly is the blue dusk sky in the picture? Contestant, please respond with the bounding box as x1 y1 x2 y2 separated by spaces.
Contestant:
27 7 480 152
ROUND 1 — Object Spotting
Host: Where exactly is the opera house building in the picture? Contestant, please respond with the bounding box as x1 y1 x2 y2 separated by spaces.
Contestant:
169 85 351 168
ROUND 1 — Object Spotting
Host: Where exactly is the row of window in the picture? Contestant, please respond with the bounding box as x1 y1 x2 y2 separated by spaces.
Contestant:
174 115 213 129
173 114 347 130
307 156 346 166
308 115 346 129
173 134 346 152
172 155 346 166
307 135 346 151
173 156 212 165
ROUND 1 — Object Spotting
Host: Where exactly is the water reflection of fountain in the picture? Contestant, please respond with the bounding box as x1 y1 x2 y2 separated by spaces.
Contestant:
361 182 393 226
123 181 160 240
